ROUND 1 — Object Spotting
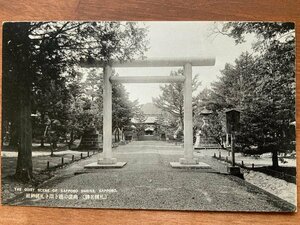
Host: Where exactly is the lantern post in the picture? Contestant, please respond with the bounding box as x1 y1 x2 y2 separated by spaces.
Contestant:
225 109 243 178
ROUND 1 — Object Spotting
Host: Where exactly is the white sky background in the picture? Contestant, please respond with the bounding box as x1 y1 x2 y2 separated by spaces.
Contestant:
114 22 256 104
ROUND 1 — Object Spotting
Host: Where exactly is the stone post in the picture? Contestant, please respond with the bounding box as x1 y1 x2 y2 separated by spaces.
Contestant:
226 133 230 156
231 133 235 166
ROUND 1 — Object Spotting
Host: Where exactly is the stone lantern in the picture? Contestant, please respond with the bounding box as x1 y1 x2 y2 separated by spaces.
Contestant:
194 108 221 149
200 108 212 127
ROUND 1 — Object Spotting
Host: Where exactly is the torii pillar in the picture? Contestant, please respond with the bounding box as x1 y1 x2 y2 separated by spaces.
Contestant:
169 62 210 169
179 63 198 164
84 65 127 168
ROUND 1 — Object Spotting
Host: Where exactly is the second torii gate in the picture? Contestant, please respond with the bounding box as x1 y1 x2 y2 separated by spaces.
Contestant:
83 57 215 169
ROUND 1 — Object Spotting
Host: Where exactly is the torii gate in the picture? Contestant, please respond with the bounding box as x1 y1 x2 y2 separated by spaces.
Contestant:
82 57 215 169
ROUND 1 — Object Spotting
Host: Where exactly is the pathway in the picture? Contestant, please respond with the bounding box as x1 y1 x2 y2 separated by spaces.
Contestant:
7 141 295 212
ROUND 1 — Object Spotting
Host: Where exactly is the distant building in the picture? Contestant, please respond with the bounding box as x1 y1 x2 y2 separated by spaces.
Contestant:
129 103 164 141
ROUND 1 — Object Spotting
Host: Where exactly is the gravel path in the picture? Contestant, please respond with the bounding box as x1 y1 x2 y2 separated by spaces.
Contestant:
8 141 296 212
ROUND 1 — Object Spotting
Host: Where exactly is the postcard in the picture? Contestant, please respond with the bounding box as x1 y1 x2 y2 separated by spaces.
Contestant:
1 21 296 211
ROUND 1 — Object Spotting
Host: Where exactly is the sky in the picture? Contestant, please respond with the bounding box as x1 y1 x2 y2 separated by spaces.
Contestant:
114 22 256 104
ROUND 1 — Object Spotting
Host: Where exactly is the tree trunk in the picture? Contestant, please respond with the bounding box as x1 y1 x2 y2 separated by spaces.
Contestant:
51 144 54 157
40 137 45 147
40 112 45 147
117 128 120 142
272 149 279 168
68 129 74 149
114 129 117 143
180 113 184 133
121 128 125 141
53 141 58 149
15 77 33 181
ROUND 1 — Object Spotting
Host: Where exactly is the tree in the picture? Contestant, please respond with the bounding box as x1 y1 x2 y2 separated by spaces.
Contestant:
209 22 295 167
64 70 85 147
2 22 148 181
80 69 104 132
153 69 200 130
77 69 137 143
3 23 35 181
132 104 147 139
112 81 136 141
34 76 71 147
155 111 179 140
220 22 294 47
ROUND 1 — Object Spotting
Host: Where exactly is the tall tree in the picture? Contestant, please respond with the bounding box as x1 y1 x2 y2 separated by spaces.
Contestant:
112 81 136 140
3 23 36 181
153 69 200 129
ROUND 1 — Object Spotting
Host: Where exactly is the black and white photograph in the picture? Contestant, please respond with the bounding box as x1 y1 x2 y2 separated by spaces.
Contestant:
1 21 296 212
